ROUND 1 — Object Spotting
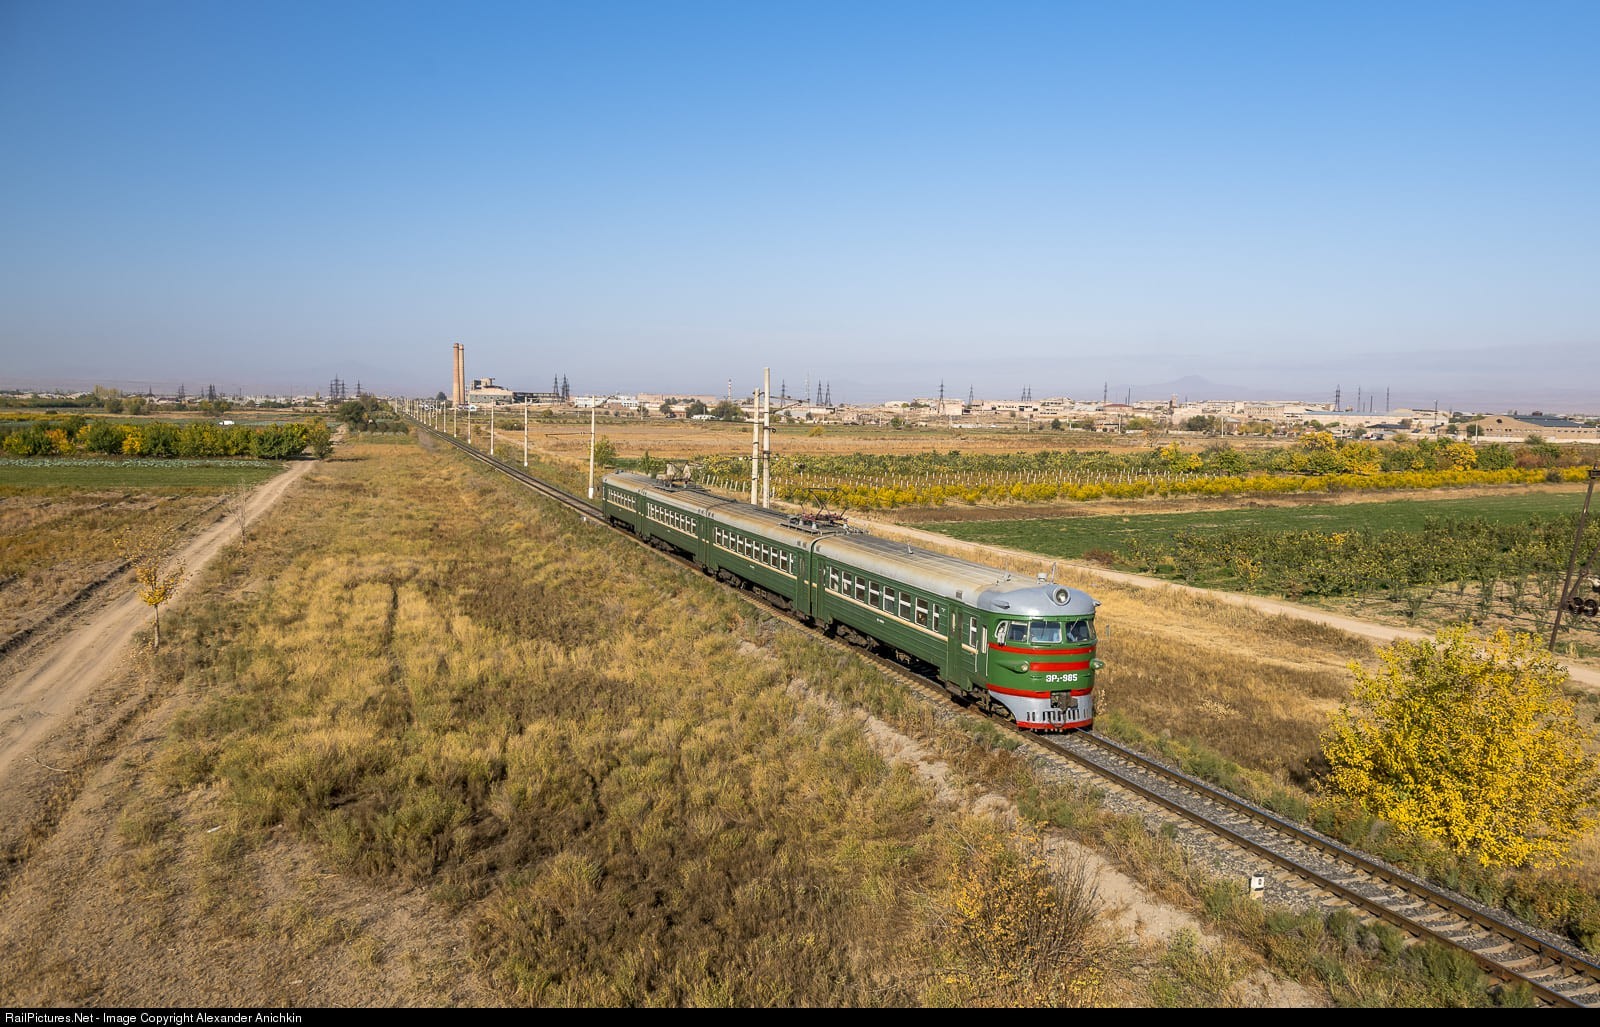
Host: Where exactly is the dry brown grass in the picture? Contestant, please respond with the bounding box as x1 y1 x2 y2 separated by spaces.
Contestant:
0 489 224 651
0 434 1158 1006
3 426 1578 1007
493 413 1178 465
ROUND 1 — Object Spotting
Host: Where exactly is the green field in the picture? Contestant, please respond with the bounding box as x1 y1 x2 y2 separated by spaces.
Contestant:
0 458 288 490
920 490 1593 560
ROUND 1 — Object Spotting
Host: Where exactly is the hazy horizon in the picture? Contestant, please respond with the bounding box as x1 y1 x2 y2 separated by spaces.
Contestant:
4 3 1595 415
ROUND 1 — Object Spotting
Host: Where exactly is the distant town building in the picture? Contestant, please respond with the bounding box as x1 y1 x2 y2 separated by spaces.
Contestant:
1462 414 1598 443
466 377 515 405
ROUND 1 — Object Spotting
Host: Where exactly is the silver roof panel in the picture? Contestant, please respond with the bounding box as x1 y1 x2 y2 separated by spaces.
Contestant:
605 474 1096 614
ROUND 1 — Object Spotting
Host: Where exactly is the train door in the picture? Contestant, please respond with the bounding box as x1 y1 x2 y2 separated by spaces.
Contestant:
807 546 828 626
960 611 985 686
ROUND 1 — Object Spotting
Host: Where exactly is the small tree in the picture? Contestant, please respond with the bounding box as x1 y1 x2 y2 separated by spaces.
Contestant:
1319 626 1600 869
225 479 251 541
114 525 187 650
303 419 333 459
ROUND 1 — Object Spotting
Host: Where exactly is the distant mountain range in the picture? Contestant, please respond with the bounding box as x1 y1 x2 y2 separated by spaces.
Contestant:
1131 375 1593 417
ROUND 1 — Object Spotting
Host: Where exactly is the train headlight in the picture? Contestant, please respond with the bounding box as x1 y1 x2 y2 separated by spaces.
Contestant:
1018 662 1030 672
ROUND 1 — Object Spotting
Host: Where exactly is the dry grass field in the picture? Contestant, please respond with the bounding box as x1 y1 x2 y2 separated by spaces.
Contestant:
0 424 1592 1007
521 416 1600 920
520 412 1219 464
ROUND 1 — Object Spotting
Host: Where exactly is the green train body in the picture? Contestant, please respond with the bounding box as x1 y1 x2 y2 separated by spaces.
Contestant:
600 472 1102 731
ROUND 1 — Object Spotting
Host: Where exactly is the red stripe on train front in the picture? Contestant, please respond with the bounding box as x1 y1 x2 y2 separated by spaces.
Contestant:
990 643 1094 656
1024 661 1091 672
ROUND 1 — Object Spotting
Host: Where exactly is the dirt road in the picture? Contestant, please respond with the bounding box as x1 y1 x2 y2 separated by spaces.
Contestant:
0 456 318 785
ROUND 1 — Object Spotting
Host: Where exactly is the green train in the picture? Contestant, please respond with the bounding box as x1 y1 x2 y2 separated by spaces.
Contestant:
600 471 1102 731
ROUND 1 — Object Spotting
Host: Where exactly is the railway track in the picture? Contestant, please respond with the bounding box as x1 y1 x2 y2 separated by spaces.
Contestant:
412 415 1600 1007
1050 731 1600 1007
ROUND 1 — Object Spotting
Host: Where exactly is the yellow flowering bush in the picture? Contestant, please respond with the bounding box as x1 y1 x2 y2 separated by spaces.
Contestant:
1319 626 1600 869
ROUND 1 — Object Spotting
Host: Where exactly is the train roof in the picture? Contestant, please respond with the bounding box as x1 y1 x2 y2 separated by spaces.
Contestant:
605 472 834 547
815 532 1097 616
604 472 1097 617
604 471 736 517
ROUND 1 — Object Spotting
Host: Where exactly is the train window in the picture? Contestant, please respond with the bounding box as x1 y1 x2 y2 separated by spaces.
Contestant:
1029 620 1062 644
900 594 912 620
829 568 839 591
868 582 880 606
855 578 867 601
1064 620 1092 642
1001 622 1029 644
882 587 895 613
968 616 980 648
932 604 942 632
914 599 929 626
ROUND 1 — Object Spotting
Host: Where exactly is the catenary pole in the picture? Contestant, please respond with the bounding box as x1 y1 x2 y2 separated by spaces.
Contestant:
762 367 771 507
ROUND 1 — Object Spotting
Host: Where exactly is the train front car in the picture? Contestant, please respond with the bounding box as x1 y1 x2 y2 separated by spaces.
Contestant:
977 581 1101 731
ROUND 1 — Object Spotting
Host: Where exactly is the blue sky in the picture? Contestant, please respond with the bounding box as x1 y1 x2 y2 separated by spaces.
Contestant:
2 1 1596 411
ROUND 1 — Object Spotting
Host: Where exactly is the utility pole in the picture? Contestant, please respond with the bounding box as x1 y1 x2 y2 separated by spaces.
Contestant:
523 403 528 467
762 367 772 508
1550 468 1600 650
588 404 596 499
750 386 761 504
489 405 495 455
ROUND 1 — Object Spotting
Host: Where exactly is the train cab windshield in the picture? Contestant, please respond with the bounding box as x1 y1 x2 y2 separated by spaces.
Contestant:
997 619 1093 646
